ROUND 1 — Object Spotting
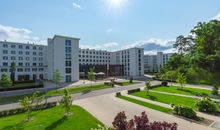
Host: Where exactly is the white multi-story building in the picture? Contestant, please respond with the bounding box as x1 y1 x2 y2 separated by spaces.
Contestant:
110 48 144 76
0 41 47 81
0 35 144 83
144 52 174 72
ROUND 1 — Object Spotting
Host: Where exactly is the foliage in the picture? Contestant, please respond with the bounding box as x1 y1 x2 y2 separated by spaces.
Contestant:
212 85 219 96
145 81 151 95
10 61 16 85
0 102 57 118
196 97 218 113
176 73 187 88
60 89 73 116
88 68 96 86
53 69 63 90
20 97 32 121
112 111 177 130
172 105 197 119
129 77 133 83
91 124 112 130
163 20 220 85
0 73 12 88
19 91 43 121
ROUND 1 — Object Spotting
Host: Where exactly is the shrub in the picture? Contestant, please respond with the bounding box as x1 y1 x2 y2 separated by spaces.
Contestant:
172 105 197 119
212 85 219 96
129 77 133 83
196 97 218 113
161 81 168 86
112 111 177 130
0 102 57 118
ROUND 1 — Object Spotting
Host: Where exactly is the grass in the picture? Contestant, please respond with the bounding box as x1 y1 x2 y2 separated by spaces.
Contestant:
151 85 218 96
120 81 140 86
118 96 172 113
131 91 197 108
45 84 112 97
0 84 112 105
0 105 102 130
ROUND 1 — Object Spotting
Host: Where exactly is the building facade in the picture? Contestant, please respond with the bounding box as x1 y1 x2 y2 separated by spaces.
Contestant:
0 41 47 81
144 52 174 73
0 35 144 83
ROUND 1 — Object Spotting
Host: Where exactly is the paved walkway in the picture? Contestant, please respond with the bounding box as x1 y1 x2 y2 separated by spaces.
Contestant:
74 93 215 130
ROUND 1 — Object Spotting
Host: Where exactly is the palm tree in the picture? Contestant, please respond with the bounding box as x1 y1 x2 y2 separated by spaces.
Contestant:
10 61 16 86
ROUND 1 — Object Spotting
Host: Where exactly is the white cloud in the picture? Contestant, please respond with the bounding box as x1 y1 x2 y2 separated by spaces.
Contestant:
123 38 174 49
0 24 46 45
213 13 220 21
72 2 81 9
80 42 119 51
106 28 113 33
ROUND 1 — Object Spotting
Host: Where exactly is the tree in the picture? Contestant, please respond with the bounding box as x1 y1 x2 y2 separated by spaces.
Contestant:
0 73 12 88
60 89 73 117
53 69 63 91
173 35 193 54
88 68 96 87
20 97 32 121
112 111 177 130
176 73 187 89
145 81 151 95
10 61 16 86
212 85 219 96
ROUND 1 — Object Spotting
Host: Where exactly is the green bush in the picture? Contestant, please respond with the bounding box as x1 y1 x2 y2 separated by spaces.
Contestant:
172 105 197 119
212 85 219 96
196 97 218 113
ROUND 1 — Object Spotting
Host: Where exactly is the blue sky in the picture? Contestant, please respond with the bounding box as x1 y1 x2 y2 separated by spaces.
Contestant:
0 0 220 54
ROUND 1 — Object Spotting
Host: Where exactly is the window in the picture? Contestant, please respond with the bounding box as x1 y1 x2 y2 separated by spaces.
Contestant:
19 45 23 49
33 63 37 66
65 47 71 53
39 68 44 71
19 51 23 55
33 52 37 55
11 50 16 54
25 68 30 72
1 69 7 72
39 47 43 50
18 57 23 60
66 61 71 66
65 75 71 82
65 40 71 46
39 63 43 66
39 52 43 56
33 57 37 61
26 46 30 49
25 63 30 66
3 62 8 66
66 54 71 59
3 50 8 54
3 44 8 48
32 68 37 71
11 56 16 60
65 68 71 73
11 45 16 48
17 68 23 72
26 57 30 61
3 56 8 60
39 57 43 61
33 46 37 50
18 63 23 66
26 51 30 55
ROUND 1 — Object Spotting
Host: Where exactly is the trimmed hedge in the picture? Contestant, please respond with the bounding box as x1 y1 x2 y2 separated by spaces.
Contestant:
0 84 43 92
172 105 197 120
127 88 141 94
0 102 57 118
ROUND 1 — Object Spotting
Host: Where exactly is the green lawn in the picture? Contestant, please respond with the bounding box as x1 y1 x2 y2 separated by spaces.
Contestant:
0 84 112 105
120 81 140 86
45 84 112 97
0 105 102 130
131 91 197 108
151 86 217 97
118 96 172 113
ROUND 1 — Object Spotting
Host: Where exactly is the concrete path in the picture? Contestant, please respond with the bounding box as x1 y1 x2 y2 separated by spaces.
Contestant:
74 93 215 130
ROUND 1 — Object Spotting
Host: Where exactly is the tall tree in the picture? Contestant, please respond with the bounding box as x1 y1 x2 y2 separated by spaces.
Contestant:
173 35 193 54
10 61 16 86
88 68 96 87
191 20 220 72
53 69 63 91
60 89 73 117
0 73 12 88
